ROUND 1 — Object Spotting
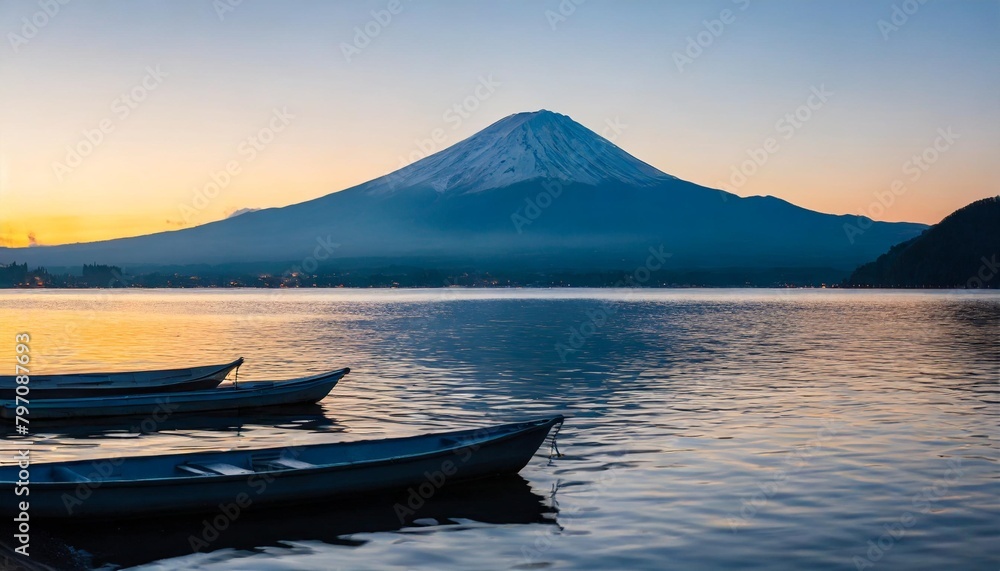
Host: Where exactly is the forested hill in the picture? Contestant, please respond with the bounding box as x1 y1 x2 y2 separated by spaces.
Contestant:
847 196 1000 288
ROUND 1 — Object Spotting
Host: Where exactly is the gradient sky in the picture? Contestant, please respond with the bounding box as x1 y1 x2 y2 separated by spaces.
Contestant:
1 0 997 247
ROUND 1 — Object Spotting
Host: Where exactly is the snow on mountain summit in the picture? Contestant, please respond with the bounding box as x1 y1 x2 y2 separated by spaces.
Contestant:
367 110 674 194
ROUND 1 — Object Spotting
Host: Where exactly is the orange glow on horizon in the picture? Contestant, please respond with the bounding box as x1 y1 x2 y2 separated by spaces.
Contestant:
0 164 987 248
0 213 191 248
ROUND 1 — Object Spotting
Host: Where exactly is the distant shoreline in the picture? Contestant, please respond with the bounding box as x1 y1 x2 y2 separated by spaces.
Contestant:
3 259 995 289
2 285 996 291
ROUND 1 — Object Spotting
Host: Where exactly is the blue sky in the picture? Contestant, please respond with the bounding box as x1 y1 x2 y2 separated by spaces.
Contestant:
1 0 997 245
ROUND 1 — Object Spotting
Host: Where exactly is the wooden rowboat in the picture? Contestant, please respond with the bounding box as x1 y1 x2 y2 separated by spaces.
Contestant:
0 358 243 399
0 416 563 519
1 367 349 420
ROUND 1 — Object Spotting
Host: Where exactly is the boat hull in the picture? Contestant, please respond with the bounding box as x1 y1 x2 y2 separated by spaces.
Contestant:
0 359 242 399
0 416 561 519
1 368 349 420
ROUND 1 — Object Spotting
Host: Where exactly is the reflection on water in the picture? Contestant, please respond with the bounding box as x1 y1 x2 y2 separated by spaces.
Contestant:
30 476 554 570
0 405 339 441
1 289 998 570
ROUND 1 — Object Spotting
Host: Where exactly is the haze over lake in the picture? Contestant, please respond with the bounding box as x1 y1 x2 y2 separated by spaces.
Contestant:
2 289 997 570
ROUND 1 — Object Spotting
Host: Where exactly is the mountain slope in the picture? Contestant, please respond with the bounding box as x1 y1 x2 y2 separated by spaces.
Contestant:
0 110 927 276
847 196 1000 288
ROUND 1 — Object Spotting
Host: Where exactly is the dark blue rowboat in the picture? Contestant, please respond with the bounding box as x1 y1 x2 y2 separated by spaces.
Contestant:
0 416 563 519
1 367 350 420
0 358 243 399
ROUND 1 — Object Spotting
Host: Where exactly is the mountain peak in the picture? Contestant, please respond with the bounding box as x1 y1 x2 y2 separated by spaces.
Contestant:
368 110 674 194
496 109 571 126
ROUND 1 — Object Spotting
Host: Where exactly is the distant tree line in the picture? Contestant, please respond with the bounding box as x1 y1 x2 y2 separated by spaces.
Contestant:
846 196 999 288
0 262 49 288
0 264 846 289
0 263 125 288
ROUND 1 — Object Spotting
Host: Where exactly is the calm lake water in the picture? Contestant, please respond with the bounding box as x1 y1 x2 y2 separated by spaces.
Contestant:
1 289 998 570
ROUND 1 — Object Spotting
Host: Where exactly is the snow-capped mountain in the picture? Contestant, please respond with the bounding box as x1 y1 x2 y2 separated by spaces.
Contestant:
0 110 927 279
365 110 674 194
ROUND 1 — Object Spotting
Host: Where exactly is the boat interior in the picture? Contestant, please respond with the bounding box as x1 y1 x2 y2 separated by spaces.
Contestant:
0 417 559 484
